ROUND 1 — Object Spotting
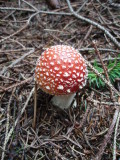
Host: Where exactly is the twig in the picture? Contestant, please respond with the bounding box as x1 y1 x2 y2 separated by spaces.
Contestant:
0 10 42 44
0 22 27 44
76 0 88 13
85 59 120 96
1 88 16 160
79 25 93 48
2 87 34 154
87 97 120 106
78 48 120 53
92 41 114 100
0 75 20 82
108 0 120 8
0 77 33 93
79 92 94 128
9 38 26 48
21 0 38 11
0 7 71 16
0 48 34 75
113 97 120 160
113 112 120 160
90 57 120 63
94 107 119 160
62 135 83 149
0 7 35 12
0 47 34 53
66 0 120 48
32 81 37 129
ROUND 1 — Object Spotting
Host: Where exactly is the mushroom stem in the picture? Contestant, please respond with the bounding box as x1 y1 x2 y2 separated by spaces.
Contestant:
51 93 76 109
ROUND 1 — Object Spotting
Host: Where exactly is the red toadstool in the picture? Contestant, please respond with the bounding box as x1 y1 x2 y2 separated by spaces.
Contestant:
35 45 88 109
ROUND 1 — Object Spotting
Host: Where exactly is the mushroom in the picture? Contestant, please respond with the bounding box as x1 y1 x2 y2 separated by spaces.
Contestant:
35 45 88 109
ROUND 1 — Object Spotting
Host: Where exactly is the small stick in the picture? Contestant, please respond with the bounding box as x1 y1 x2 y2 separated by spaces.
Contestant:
0 48 34 75
1 88 16 160
66 0 120 48
85 59 120 96
92 41 114 100
113 97 120 160
94 106 119 160
79 92 94 128
32 81 37 129
0 77 33 93
3 87 34 151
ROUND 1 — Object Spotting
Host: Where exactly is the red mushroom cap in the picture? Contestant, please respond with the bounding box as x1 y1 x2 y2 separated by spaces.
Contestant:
35 45 88 95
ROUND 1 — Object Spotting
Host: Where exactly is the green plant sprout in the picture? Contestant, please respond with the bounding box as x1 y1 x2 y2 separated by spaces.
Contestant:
88 55 120 88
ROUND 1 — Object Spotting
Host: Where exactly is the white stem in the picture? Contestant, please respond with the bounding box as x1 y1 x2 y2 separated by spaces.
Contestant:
51 93 76 109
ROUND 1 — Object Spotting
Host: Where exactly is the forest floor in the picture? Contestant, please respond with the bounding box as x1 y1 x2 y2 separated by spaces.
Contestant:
0 0 120 160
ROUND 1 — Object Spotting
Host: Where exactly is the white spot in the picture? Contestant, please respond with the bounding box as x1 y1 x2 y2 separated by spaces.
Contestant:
49 57 52 60
81 66 83 70
62 65 66 69
77 79 82 82
43 68 46 71
59 71 62 74
68 59 71 63
50 62 54 66
63 72 70 77
66 81 70 84
51 52 53 54
57 85 64 90
46 72 49 76
80 73 83 77
72 74 76 78
50 69 52 72
75 66 79 69
73 70 76 73
39 82 42 85
46 86 50 90
56 74 60 77
46 51 50 55
67 89 71 93
44 76 46 80
68 78 72 81
40 74 43 77
79 85 83 89
55 78 58 81
69 64 74 68
54 67 59 71
53 55 57 59
46 66 50 69
77 73 79 76
57 61 61 64
60 79 63 82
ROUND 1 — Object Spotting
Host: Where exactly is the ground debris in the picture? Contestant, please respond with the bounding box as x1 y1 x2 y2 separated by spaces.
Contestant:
0 0 120 159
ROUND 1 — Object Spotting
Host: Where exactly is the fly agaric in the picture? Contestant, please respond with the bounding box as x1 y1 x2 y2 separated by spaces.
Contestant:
35 45 88 109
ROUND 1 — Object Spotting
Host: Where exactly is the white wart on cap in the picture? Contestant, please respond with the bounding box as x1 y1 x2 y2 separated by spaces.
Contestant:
35 45 88 96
